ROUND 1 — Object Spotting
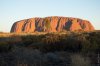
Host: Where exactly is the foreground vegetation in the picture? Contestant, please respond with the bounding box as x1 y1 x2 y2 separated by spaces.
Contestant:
0 31 100 66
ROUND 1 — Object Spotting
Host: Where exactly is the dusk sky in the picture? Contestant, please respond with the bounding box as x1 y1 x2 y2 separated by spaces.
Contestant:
0 0 100 32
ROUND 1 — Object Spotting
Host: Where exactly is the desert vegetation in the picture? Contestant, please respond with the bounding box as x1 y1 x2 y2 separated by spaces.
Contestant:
44 18 51 32
0 31 100 66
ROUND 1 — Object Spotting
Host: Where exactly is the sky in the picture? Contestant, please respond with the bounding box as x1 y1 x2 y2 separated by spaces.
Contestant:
0 0 100 32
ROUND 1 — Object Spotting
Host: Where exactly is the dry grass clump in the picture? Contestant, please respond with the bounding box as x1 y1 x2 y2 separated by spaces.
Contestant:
71 53 91 66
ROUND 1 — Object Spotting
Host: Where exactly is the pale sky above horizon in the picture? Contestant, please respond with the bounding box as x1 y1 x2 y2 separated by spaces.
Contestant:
0 0 100 32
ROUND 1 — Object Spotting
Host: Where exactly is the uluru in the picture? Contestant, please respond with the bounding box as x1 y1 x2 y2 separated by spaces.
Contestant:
10 16 95 33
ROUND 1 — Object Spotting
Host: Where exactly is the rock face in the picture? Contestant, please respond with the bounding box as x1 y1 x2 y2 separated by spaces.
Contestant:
11 16 95 33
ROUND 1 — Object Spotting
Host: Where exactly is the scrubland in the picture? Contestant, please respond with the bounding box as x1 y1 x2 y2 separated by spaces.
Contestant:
0 31 100 66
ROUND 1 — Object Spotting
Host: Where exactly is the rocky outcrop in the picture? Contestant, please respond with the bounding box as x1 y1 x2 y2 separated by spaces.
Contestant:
10 16 95 33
